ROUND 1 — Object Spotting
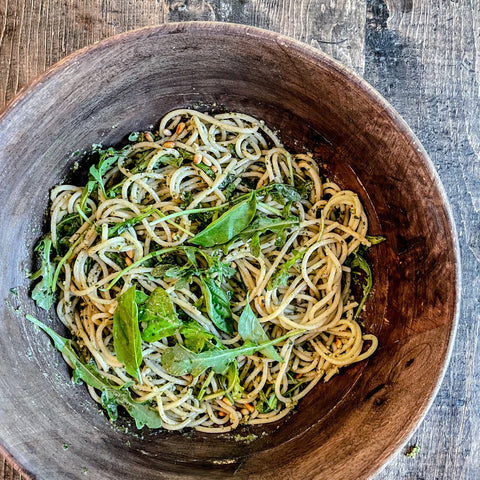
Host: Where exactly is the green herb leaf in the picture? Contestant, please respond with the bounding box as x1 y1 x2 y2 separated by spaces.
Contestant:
113 286 142 381
257 390 278 413
105 208 154 238
101 389 119 421
196 162 216 178
239 215 299 243
191 191 257 247
25 315 162 429
272 184 302 202
55 212 85 254
162 330 301 377
30 236 57 310
350 253 373 320
140 287 182 343
267 250 305 291
201 277 233 335
80 147 124 211
238 298 283 362
180 321 217 353
225 361 244 399
366 235 386 245
250 232 261 257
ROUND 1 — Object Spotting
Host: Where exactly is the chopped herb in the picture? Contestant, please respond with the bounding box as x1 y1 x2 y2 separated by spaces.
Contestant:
405 444 420 458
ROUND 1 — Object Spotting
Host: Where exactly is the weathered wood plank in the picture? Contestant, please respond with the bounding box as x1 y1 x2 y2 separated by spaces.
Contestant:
166 0 366 73
0 0 165 107
364 1 480 477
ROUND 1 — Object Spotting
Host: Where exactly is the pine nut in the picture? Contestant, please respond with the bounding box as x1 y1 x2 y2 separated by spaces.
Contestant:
176 122 186 135
164 141 175 148
240 408 250 416
211 165 218 173
125 249 134 259
221 397 233 407
144 132 154 142
162 129 172 136
244 403 255 413
202 157 212 166
125 257 132 266
193 153 202 165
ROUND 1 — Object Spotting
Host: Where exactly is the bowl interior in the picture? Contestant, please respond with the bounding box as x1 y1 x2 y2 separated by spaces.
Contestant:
0 23 458 480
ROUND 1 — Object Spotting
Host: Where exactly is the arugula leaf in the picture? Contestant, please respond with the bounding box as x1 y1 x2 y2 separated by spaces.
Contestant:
191 191 257 247
366 235 386 245
105 252 127 269
238 299 283 361
176 148 194 161
250 232 261 257
225 362 244 399
201 277 233 335
140 287 182 343
239 215 299 243
30 236 57 310
272 183 302 202
55 212 85 254
180 321 217 353
162 330 300 377
101 389 119 421
113 286 142 381
227 143 240 159
104 208 154 238
80 147 124 211
25 315 162 429
196 162 216 178
257 390 278 413
350 253 373 320
267 250 305 291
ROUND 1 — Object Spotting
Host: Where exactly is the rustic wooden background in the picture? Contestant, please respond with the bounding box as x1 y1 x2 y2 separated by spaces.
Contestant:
1 0 479 479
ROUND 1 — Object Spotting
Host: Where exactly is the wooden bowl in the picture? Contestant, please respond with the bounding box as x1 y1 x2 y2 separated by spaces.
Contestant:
0 23 459 480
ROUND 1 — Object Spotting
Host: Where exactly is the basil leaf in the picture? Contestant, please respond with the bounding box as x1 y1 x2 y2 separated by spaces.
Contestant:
191 191 257 247
238 298 283 362
180 321 217 353
201 277 233 335
30 235 57 310
350 253 373 320
267 250 305 291
113 286 142 381
140 287 182 343
25 315 162 429
161 330 300 377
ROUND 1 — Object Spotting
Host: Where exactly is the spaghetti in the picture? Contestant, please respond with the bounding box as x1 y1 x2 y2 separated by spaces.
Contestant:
29 109 380 432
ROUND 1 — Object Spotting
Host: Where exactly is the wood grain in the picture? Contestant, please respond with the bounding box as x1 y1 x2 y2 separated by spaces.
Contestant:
0 0 478 479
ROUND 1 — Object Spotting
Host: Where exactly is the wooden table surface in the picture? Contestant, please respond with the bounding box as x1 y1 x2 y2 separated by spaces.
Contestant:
1 1 479 479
